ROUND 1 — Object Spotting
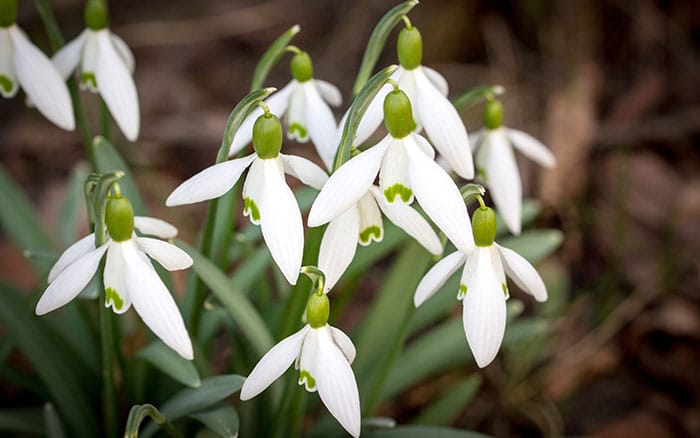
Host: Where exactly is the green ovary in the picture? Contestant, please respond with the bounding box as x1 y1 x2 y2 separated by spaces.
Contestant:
105 287 124 311
383 184 412 203
289 122 308 140
298 370 316 390
359 226 382 245
458 284 467 299
0 75 13 94
244 197 261 222
81 72 97 90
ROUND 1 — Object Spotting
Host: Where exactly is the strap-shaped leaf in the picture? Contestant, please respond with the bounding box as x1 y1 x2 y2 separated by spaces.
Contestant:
136 341 201 388
250 25 300 92
452 85 505 111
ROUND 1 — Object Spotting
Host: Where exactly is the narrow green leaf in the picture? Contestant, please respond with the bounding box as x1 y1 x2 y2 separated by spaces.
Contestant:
363 417 397 430
56 163 89 245
0 407 44 435
352 0 419 96
494 200 541 237
251 25 300 91
136 341 201 388
413 375 482 425
364 425 490 438
189 403 239 438
499 229 563 263
92 136 147 214
452 85 505 111
124 404 179 438
43 403 66 438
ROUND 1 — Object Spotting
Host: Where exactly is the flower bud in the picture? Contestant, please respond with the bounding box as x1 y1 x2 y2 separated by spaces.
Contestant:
252 113 283 159
397 26 422 70
383 89 416 139
0 0 17 27
84 0 108 30
483 99 503 130
106 196 134 242
290 51 313 82
472 206 496 247
306 292 329 328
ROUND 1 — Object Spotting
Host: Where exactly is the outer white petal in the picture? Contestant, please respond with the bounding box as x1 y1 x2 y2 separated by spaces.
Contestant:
405 136 474 254
94 29 139 140
136 237 193 271
413 251 466 307
133 216 177 239
479 129 522 235
507 128 556 168
318 207 360 292
304 82 339 170
421 65 449 96
356 192 383 245
396 68 419 123
330 325 356 364
104 242 132 314
0 29 19 97
259 158 303 285
371 186 441 255
412 133 436 160
379 137 413 204
36 243 108 315
315 326 361 438
109 32 135 73
51 30 87 78
280 153 328 190
308 136 390 227
123 241 193 360
496 243 547 302
9 25 74 130
315 79 342 107
346 81 394 147
413 68 473 179
462 247 507 368
48 233 96 282
229 81 294 157
469 129 483 153
166 153 255 206
240 325 310 400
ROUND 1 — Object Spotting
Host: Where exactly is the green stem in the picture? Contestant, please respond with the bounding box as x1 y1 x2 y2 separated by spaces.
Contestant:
99 267 118 438
101 99 112 141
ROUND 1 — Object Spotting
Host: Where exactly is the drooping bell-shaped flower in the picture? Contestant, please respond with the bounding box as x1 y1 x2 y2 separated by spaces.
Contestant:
414 205 548 368
36 195 194 360
167 112 327 285
229 50 341 170
0 0 74 130
51 0 139 140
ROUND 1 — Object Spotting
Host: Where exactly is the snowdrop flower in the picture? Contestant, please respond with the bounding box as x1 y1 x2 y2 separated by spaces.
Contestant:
472 100 556 235
52 0 139 140
229 50 341 170
36 194 194 360
166 111 327 285
0 0 74 130
310 87 474 256
414 205 548 368
241 279 360 437
341 22 473 179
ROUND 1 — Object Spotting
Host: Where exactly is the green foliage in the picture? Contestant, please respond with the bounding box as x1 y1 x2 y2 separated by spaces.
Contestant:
136 342 201 388
250 25 300 92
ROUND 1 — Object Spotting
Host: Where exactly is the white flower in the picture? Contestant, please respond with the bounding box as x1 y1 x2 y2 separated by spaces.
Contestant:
0 24 74 130
52 28 139 141
240 323 360 437
166 151 327 285
35 215 194 360
471 127 556 235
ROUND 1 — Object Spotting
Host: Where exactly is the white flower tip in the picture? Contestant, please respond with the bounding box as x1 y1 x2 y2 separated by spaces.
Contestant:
34 301 50 316
291 24 301 34
474 351 497 368
179 344 194 361
264 86 277 94
413 294 424 308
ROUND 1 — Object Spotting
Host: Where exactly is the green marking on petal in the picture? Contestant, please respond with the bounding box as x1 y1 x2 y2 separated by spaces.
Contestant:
80 72 97 90
298 370 316 390
289 122 308 140
502 282 509 298
383 183 412 203
359 225 382 245
105 287 124 311
458 283 467 299
477 167 487 181
0 75 13 94
243 197 261 222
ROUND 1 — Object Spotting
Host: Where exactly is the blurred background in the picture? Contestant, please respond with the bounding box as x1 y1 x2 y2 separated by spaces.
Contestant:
1 0 699 436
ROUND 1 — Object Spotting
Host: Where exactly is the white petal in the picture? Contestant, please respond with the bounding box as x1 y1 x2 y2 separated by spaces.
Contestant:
0 29 19 97
304 83 339 170
346 81 394 147
479 129 522 235
507 128 556 168
133 216 178 239
136 237 193 271
462 248 507 368
315 326 361 438
458 250 479 300
104 243 132 314
298 328 319 391
240 325 309 400
413 68 473 179
330 325 356 364
123 241 193 360
412 133 436 160
308 136 389 227
166 153 255 206
242 157 264 224
9 25 74 130
421 65 449 96
356 192 383 245
79 33 98 92
371 186 441 255
318 207 360 292
109 32 135 73
286 82 308 142
48 233 96 282
469 129 483 153
413 251 466 307
229 81 294 157
36 243 108 315
280 153 328 190
379 137 413 204
51 30 87 78
259 158 304 285
396 68 419 124
94 29 139 140
405 135 474 254
496 243 547 302
315 79 342 107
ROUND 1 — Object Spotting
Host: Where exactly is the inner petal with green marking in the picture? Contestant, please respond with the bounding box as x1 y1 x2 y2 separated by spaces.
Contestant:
0 74 15 95
244 197 261 223
458 283 467 299
502 282 509 298
80 72 97 92
298 370 316 391
383 183 412 203
105 287 125 312
288 122 308 141
359 226 382 245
